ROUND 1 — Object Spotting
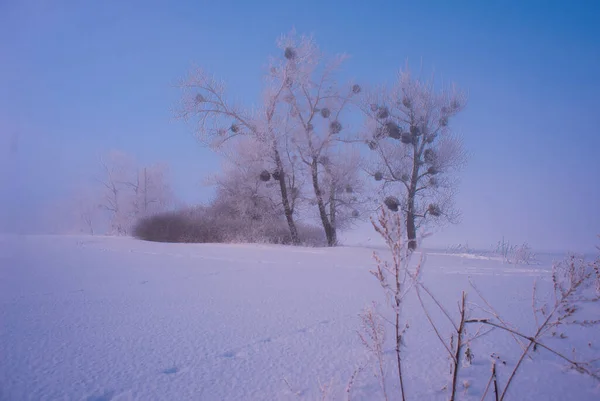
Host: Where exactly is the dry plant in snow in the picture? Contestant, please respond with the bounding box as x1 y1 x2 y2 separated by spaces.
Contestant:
358 208 600 401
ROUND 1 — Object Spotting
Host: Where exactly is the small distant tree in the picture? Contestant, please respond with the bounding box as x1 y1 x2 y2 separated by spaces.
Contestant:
363 70 467 250
124 163 174 221
54 184 104 235
96 150 134 235
95 150 174 235
73 188 101 235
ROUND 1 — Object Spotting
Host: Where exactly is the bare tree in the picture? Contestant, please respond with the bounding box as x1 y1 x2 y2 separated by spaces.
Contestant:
73 187 101 235
96 150 134 235
363 70 467 250
52 184 104 235
176 44 305 244
124 163 174 220
95 151 174 235
277 32 363 246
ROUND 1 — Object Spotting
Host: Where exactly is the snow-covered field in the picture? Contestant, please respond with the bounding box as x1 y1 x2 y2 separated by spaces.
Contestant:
1 235 598 401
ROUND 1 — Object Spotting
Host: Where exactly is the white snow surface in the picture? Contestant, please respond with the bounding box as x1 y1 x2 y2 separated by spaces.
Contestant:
1 235 599 401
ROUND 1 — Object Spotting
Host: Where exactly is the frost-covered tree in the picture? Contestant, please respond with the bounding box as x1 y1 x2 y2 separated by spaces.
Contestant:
52 184 104 235
124 163 174 221
363 70 467 250
97 150 134 235
73 187 101 235
177 47 304 243
96 151 174 235
276 32 363 246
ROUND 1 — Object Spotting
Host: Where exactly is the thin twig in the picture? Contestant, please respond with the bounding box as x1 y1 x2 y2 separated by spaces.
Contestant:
450 292 467 401
492 362 499 401
479 360 496 401
469 278 530 357
465 319 600 382
345 364 364 401
414 286 455 360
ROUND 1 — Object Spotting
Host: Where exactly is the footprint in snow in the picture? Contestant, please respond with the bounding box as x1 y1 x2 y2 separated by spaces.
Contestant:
162 366 179 374
221 351 237 358
86 390 115 401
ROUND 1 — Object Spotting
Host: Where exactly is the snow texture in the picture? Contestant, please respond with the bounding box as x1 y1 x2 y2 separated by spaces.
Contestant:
1 235 598 400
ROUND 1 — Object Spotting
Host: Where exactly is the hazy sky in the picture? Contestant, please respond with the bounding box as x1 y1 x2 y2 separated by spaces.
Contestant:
1 0 599 252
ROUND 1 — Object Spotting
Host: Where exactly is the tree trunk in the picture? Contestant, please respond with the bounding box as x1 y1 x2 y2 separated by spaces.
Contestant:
406 202 417 251
143 167 148 214
407 137 420 251
311 160 336 246
273 149 299 245
329 187 337 246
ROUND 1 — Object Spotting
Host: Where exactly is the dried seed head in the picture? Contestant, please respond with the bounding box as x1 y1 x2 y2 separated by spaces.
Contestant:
352 84 361 94
374 171 383 181
320 107 331 118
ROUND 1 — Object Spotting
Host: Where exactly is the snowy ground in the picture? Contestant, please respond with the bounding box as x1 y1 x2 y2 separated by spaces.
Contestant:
1 235 598 401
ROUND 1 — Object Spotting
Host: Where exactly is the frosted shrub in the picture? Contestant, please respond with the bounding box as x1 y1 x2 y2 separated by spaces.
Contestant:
511 242 537 265
132 206 326 246
492 238 538 265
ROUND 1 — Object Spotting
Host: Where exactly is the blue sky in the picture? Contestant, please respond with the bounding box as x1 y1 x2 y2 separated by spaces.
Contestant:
1 0 599 252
